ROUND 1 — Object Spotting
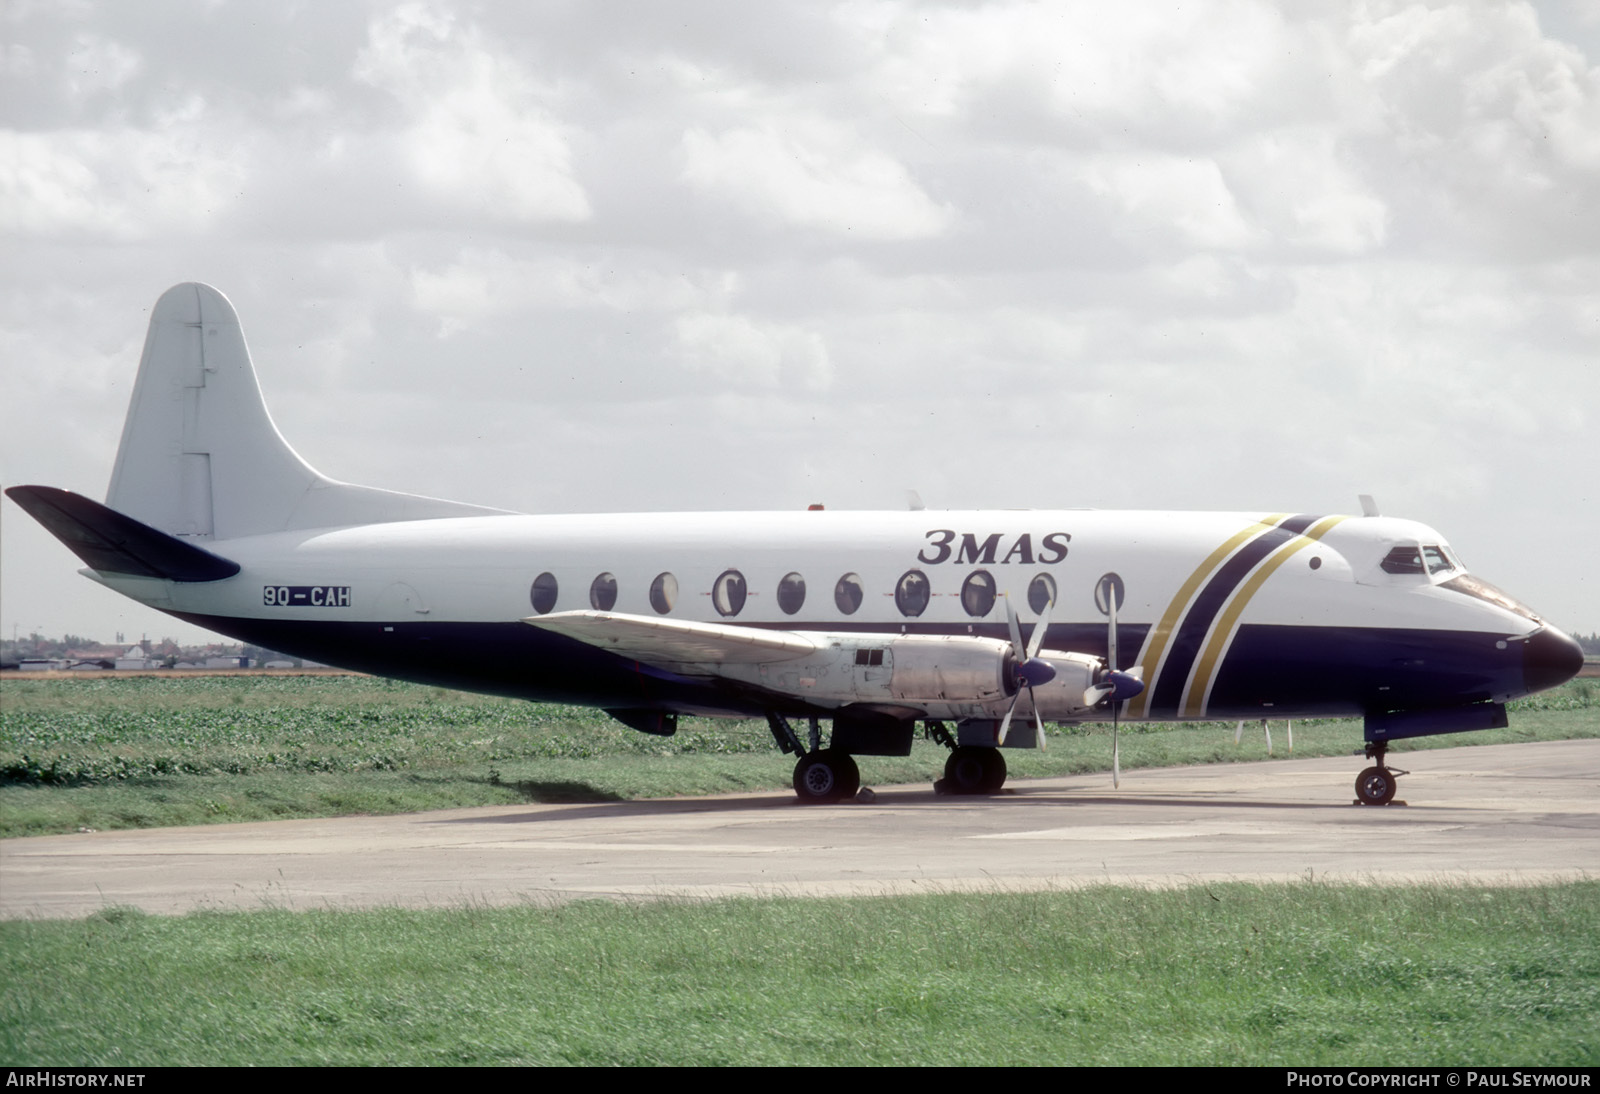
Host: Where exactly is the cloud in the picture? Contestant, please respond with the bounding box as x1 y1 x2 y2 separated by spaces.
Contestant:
353 2 590 224
1075 153 1258 251
679 117 951 239
673 311 833 391
1224 130 1389 254
0 111 245 239
410 248 736 335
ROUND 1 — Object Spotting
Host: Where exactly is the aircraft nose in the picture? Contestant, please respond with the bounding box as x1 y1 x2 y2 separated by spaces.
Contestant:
1523 625 1584 695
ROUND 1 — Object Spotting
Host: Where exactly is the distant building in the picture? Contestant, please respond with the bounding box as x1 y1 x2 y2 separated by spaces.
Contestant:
115 645 153 670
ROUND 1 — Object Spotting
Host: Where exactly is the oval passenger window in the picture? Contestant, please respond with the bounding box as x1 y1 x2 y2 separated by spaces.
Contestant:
895 570 931 617
777 572 806 615
590 572 618 611
530 572 558 615
650 572 677 614
1028 573 1057 614
713 569 747 617
834 573 864 615
960 570 996 617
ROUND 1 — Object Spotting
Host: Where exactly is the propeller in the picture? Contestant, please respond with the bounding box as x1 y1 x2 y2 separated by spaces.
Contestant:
1081 577 1145 788
997 593 1055 748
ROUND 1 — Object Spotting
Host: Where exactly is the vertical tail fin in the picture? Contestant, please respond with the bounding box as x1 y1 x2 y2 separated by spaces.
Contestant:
105 283 506 540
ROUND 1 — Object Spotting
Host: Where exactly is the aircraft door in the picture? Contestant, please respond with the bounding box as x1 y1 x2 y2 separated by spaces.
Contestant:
377 581 429 619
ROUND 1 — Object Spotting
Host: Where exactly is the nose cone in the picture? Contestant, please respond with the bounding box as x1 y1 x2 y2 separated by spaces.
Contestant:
1523 625 1584 695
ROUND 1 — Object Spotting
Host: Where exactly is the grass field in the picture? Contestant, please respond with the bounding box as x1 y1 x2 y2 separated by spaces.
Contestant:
1 674 1595 837
2 881 1596 1066
4 677 1596 1066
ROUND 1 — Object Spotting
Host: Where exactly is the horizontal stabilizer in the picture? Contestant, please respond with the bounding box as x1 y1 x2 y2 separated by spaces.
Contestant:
6 485 241 582
525 610 818 668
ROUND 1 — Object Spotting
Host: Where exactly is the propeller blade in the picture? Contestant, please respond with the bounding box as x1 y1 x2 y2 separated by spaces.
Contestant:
997 688 1022 745
1106 576 1122 788
1026 596 1053 660
1033 705 1046 751
1107 582 1119 672
1112 701 1121 789
1005 593 1025 661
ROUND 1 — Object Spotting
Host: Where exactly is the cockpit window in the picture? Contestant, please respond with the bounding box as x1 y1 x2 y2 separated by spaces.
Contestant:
1423 546 1458 575
1381 545 1460 576
1380 547 1424 575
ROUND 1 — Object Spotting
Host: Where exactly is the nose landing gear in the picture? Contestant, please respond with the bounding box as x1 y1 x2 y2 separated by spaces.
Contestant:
1354 742 1407 806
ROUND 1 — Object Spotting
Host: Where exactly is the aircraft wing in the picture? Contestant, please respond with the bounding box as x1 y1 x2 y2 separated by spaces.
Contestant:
524 610 820 669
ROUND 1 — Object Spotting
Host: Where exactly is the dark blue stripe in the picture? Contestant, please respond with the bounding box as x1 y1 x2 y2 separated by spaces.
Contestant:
1147 514 1322 715
167 613 1529 729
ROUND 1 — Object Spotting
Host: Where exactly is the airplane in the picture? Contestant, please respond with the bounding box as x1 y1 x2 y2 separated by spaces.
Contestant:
7 283 1585 805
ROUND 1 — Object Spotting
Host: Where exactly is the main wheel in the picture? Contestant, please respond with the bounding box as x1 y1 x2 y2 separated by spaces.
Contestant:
793 749 859 804
1355 766 1397 806
944 746 1002 795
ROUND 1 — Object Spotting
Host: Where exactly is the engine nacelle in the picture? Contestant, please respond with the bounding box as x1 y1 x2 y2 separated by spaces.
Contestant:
886 635 1014 703
716 633 1015 710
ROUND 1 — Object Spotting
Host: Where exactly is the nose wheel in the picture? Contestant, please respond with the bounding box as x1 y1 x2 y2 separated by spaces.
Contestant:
1354 743 1406 806
1354 765 1397 806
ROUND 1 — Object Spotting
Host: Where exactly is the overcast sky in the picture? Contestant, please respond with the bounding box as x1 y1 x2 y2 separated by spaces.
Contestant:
3 0 1597 648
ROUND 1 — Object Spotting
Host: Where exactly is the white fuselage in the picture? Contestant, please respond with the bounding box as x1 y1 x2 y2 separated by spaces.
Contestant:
88 506 1545 722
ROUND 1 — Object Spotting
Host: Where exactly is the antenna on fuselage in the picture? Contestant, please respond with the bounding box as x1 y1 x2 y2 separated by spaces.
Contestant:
1359 494 1380 517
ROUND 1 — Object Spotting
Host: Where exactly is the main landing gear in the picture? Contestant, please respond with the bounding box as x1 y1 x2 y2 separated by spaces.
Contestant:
792 749 860 804
1354 742 1407 806
768 712 863 805
942 746 1007 795
927 721 1007 796
767 713 1012 803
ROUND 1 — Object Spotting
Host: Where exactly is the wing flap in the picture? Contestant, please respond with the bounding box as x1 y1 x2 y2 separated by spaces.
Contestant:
525 610 820 669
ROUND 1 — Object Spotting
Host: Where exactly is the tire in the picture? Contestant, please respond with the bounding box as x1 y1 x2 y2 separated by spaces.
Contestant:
944 747 991 795
980 748 1007 793
794 749 858 804
1355 766 1397 806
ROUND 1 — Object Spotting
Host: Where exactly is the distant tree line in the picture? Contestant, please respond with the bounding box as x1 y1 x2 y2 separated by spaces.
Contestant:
2 634 296 667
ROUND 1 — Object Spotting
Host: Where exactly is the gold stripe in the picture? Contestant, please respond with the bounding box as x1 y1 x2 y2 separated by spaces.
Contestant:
1125 513 1287 718
1182 515 1348 717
